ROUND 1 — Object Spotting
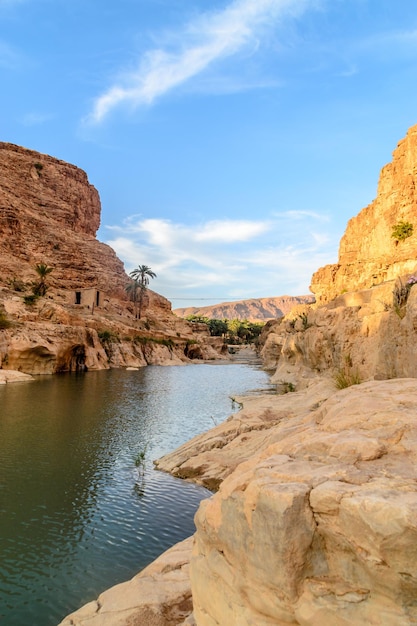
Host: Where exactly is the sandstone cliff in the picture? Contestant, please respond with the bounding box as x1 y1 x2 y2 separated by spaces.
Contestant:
257 125 417 385
174 295 315 322
310 124 417 304
0 142 126 295
0 143 226 373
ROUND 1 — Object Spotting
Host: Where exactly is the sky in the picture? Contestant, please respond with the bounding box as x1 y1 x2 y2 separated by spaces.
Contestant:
2 0 417 308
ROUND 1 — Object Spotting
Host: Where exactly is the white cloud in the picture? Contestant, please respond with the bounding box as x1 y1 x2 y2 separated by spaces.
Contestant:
102 212 338 306
195 219 269 242
87 0 314 124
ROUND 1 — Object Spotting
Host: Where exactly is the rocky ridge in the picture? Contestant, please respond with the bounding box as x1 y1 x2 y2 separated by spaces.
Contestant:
60 125 417 625
174 295 315 322
0 142 226 373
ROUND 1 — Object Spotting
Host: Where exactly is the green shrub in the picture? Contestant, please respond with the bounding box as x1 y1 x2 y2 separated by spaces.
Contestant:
97 330 119 342
133 335 174 348
278 380 296 394
298 312 312 330
23 294 38 306
334 368 361 389
391 220 413 242
392 276 417 317
134 444 148 468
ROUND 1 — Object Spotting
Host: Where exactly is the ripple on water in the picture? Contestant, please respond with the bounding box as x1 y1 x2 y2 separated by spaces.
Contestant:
0 363 271 625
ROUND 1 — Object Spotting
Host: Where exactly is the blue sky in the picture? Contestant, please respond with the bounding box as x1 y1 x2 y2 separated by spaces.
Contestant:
2 0 417 307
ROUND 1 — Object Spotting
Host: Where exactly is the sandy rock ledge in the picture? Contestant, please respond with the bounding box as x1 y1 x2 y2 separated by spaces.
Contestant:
0 369 33 383
61 377 417 625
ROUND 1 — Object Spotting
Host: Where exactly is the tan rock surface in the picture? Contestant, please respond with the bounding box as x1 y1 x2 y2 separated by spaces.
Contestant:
155 379 334 491
0 369 33 383
310 124 417 304
61 378 417 625
173 378 417 625
256 279 417 386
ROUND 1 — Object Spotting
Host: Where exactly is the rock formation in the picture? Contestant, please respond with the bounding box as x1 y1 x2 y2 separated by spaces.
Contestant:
0 142 125 295
253 124 417 386
0 142 226 373
161 378 417 625
174 295 315 322
310 124 417 304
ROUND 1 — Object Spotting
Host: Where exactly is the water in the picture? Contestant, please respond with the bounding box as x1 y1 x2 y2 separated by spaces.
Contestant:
0 363 270 625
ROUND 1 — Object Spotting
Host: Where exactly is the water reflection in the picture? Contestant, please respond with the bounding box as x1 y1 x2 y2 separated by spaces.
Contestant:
0 364 271 625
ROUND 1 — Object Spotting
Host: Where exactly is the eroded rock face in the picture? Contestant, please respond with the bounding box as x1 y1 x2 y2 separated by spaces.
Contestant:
311 124 417 304
0 142 128 295
258 282 417 385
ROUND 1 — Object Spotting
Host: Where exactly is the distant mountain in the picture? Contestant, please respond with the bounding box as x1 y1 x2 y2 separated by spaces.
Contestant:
174 295 315 322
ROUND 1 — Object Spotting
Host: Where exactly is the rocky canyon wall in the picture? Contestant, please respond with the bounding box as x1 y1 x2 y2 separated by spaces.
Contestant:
0 142 129 297
0 143 226 374
310 124 417 304
257 124 417 386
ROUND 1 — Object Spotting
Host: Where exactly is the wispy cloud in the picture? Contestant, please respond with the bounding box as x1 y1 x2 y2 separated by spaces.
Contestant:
195 219 269 242
103 212 338 305
87 0 313 124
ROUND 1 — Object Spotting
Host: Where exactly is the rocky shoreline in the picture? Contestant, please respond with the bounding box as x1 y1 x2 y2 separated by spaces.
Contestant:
59 374 417 625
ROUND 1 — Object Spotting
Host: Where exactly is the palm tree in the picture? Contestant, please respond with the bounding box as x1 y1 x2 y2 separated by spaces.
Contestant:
128 265 157 319
125 279 139 316
33 262 53 296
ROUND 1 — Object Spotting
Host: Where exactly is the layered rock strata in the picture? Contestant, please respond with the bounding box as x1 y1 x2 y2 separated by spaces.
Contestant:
0 142 127 296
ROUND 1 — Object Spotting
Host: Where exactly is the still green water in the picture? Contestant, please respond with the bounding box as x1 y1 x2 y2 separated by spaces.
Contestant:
0 363 270 625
